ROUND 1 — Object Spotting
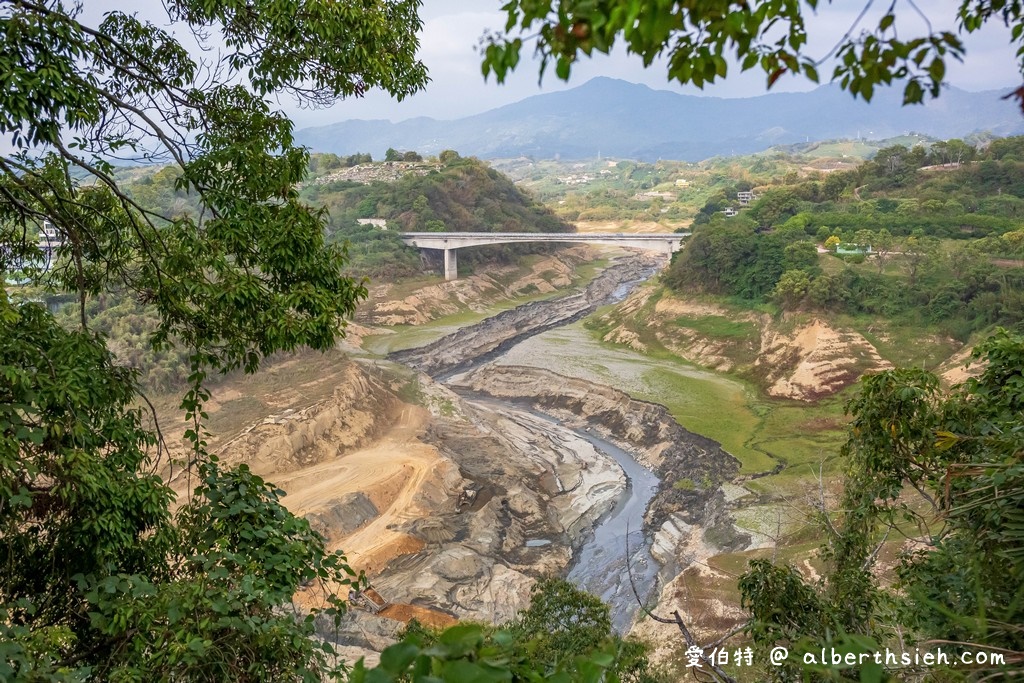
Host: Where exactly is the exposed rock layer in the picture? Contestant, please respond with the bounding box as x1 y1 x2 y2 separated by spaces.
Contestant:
389 254 661 377
452 365 741 533
598 286 897 401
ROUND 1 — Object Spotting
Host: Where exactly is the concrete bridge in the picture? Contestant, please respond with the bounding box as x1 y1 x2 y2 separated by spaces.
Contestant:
399 232 688 281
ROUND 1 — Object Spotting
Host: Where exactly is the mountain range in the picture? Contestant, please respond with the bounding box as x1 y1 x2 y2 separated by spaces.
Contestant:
295 77 1024 162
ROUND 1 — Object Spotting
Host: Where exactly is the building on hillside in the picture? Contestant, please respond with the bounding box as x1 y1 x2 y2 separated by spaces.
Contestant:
722 207 739 217
737 191 756 205
3 221 61 285
357 218 389 230
675 178 690 187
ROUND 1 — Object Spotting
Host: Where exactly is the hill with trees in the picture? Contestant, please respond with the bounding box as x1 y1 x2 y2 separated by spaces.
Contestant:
667 139 1024 342
301 154 574 278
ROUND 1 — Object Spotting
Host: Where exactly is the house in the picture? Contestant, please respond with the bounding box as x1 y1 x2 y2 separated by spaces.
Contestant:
675 178 690 187
3 221 60 283
722 207 739 217
39 221 61 260
737 191 756 205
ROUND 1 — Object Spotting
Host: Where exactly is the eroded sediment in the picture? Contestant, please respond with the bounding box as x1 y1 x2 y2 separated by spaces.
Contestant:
451 365 742 535
193 251 751 659
389 253 661 377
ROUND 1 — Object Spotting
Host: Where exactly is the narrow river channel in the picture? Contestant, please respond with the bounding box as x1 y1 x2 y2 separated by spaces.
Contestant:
413 253 666 631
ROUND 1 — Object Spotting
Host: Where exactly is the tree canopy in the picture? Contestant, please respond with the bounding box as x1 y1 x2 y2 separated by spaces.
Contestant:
481 1 1024 108
1 0 426 679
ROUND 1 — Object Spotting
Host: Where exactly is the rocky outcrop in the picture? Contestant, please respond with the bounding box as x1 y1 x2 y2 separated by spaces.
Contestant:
215 362 400 473
756 319 892 401
312 383 630 627
597 287 897 401
358 248 590 327
305 492 379 543
452 366 741 531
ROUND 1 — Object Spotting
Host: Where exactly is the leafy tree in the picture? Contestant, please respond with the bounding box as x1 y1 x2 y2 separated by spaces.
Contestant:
872 145 916 185
385 147 402 161
480 1 1024 108
853 228 875 250
510 578 613 670
782 240 819 273
748 187 799 228
823 171 852 201
773 269 811 309
872 228 895 273
1 0 427 678
438 149 461 164
903 232 941 286
930 138 976 166
353 579 658 682
740 332 1024 680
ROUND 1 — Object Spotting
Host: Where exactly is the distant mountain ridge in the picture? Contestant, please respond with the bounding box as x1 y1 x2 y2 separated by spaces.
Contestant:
296 77 1024 162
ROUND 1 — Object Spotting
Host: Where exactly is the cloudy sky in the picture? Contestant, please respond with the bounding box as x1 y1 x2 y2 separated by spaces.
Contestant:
282 0 1024 129
75 0 1024 130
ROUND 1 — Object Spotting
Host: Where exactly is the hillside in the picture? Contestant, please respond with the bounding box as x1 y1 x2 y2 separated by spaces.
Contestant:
303 155 573 278
295 77 1024 161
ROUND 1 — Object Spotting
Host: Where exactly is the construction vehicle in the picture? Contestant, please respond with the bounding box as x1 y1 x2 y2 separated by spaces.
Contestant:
456 486 478 512
348 586 389 614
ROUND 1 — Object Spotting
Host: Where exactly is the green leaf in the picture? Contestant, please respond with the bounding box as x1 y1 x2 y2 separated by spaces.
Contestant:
380 642 420 674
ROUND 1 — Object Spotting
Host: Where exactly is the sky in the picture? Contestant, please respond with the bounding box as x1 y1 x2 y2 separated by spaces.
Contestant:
64 0 1024 131
280 0 1024 129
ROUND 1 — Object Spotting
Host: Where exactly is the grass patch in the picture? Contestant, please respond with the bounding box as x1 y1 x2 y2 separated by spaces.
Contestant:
849 317 962 370
639 366 774 473
673 314 758 340
396 376 424 406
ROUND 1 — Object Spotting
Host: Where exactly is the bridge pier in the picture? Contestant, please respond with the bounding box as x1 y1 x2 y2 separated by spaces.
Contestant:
444 248 458 281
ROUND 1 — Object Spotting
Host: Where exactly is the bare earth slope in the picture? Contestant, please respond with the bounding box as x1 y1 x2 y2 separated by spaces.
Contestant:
598 285 898 401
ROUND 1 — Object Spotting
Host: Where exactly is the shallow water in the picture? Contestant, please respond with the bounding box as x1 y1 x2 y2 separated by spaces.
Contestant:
560 425 661 633
409 255 666 631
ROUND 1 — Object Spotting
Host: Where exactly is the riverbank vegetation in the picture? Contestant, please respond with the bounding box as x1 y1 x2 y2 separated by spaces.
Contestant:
568 138 1024 680
665 143 1024 343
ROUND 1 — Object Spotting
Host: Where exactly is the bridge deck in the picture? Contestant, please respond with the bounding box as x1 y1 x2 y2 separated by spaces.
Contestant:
398 231 689 280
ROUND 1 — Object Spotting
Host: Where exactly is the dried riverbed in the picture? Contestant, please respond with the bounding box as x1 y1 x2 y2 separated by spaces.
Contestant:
385 253 741 632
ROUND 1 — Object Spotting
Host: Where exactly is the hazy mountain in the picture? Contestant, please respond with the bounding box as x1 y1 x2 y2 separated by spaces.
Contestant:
295 77 1024 162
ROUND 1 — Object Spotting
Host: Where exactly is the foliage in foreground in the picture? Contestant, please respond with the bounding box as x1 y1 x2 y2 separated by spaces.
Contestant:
1 0 426 679
739 330 1024 681
482 0 1024 112
354 579 659 683
0 293 361 680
